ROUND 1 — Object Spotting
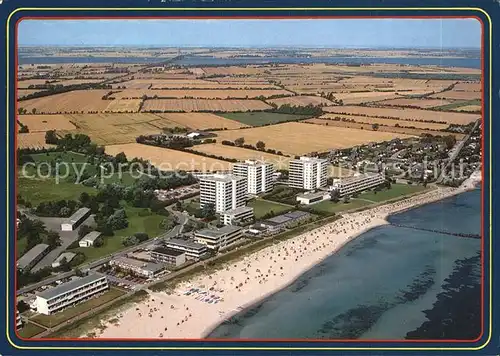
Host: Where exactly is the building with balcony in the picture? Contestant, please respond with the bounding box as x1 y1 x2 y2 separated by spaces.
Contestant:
194 225 243 250
288 156 328 190
150 247 187 267
221 206 254 225
199 174 247 213
164 238 209 260
330 173 385 197
109 256 166 278
233 159 275 194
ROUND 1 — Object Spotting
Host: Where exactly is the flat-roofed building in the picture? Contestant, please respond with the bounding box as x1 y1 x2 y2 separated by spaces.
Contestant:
35 273 109 315
233 160 275 194
194 225 243 250
221 206 254 226
330 173 385 197
150 247 186 267
51 252 76 268
296 190 331 205
79 231 102 247
289 156 328 190
164 238 209 260
61 208 91 231
199 174 247 213
17 243 50 272
260 210 311 232
109 256 166 278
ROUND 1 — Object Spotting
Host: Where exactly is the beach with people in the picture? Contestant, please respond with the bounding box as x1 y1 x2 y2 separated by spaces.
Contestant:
92 175 481 339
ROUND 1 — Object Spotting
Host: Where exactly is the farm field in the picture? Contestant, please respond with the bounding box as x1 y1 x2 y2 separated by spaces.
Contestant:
190 143 291 169
318 114 450 130
323 105 480 125
326 91 408 105
18 89 44 98
155 113 248 130
212 122 414 156
113 89 292 99
57 113 181 145
141 99 272 112
429 90 481 101
17 132 55 149
219 112 311 126
304 119 464 139
103 99 142 113
453 105 481 112
432 99 481 112
18 90 113 114
453 82 481 92
266 95 334 107
18 115 77 132
374 98 453 108
105 143 232 171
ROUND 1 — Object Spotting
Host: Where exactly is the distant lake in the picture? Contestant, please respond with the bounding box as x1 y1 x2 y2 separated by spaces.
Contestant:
18 55 481 69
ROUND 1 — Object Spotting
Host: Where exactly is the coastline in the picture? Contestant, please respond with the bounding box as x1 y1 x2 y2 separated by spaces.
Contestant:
91 175 481 339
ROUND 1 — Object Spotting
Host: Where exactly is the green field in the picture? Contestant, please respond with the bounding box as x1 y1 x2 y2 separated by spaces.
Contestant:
358 183 428 203
30 152 90 164
263 185 305 205
432 99 481 111
219 112 310 127
100 171 140 186
70 203 167 262
310 199 373 214
30 287 126 328
248 199 293 219
18 176 97 206
17 321 47 339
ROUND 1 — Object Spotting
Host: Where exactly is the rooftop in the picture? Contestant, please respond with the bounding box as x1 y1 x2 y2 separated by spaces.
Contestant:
291 156 328 164
222 206 254 216
200 174 246 183
297 191 329 200
195 225 242 238
152 247 185 257
53 252 76 264
81 231 101 242
333 173 384 185
166 238 207 251
37 273 106 300
112 256 166 272
63 207 90 225
17 243 50 269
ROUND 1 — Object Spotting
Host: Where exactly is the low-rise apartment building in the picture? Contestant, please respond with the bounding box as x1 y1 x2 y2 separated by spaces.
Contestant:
109 256 166 278
194 225 243 250
35 273 109 315
296 190 331 205
330 173 385 197
164 238 209 260
221 206 254 225
150 247 187 267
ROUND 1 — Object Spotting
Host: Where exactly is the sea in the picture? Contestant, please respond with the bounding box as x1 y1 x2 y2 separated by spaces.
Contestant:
208 188 482 340
17 56 481 69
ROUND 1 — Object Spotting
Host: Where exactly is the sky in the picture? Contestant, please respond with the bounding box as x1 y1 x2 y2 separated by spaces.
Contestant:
18 19 481 48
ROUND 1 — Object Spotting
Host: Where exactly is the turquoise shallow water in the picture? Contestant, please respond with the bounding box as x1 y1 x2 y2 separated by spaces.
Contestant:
208 189 481 339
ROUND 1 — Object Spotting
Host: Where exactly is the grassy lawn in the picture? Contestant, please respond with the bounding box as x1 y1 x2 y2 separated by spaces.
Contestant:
18 176 97 206
70 203 167 263
263 185 305 205
310 199 373 214
219 112 310 127
100 171 140 187
17 321 47 339
358 183 428 203
30 287 126 328
30 152 90 164
432 99 481 111
248 199 293 219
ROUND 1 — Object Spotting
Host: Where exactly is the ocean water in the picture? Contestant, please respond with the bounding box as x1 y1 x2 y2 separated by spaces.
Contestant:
18 56 481 69
208 189 482 340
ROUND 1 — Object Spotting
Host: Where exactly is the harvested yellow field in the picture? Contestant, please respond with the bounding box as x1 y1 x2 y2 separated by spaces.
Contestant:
18 89 44 98
375 98 453 108
453 82 481 92
18 79 55 89
318 114 449 130
113 89 291 99
266 96 334 107
453 105 482 112
105 143 231 171
57 113 181 145
104 99 143 113
17 132 55 149
323 105 480 125
18 90 111 114
429 90 481 101
212 122 414 156
141 99 272 113
17 115 77 132
190 143 291 169
328 91 405 105
156 113 248 130
201 66 261 76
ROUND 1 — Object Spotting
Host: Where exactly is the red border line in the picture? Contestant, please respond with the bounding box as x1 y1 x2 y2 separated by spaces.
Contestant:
12 14 486 344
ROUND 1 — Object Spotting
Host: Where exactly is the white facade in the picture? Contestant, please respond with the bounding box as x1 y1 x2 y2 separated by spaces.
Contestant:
61 208 91 231
222 206 254 225
194 226 243 250
51 252 76 268
330 173 385 197
165 239 208 260
16 310 23 329
79 231 102 247
233 160 275 194
289 156 329 190
199 174 247 213
296 191 331 205
35 274 108 315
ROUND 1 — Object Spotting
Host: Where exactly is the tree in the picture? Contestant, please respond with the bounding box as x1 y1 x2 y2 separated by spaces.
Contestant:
19 125 29 133
256 141 266 150
372 123 379 131
31 108 37 115
234 137 245 147
330 189 341 203
93 236 104 247
443 135 457 150
115 152 128 165
201 203 216 220
78 224 93 239
134 232 149 242
74 268 85 277
17 300 30 313
122 235 139 247
17 107 24 115
45 130 59 145
342 195 350 204
46 231 62 248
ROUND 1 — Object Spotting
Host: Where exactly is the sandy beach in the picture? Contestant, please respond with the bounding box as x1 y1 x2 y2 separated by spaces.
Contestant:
93 175 481 339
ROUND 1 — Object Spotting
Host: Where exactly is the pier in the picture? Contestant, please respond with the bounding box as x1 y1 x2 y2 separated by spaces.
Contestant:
390 223 481 239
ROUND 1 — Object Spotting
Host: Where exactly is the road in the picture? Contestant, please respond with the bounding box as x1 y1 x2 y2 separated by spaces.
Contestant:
17 208 190 295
